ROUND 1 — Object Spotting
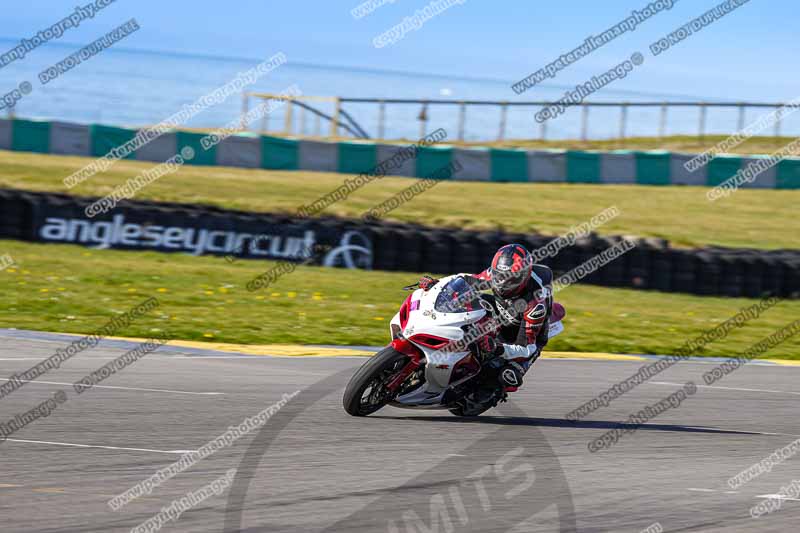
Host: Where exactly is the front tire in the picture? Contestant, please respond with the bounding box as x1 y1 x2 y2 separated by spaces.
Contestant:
343 346 409 416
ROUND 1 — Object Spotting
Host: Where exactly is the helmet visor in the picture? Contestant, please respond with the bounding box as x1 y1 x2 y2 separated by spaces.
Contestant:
491 269 525 297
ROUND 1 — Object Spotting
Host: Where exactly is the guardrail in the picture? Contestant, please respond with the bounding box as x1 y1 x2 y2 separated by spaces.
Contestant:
242 93 797 142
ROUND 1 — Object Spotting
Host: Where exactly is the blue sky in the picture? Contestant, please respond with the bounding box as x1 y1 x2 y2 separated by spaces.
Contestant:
1 0 794 101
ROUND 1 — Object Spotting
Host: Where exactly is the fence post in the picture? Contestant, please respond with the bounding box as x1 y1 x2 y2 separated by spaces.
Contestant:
260 103 269 133
284 99 293 134
498 102 508 141
737 103 746 131
240 92 250 130
299 105 306 135
458 102 466 141
658 103 667 138
774 105 782 138
619 103 628 139
314 114 321 136
331 97 341 137
581 105 589 141
418 102 428 139
378 100 386 139
539 118 547 140
698 103 707 139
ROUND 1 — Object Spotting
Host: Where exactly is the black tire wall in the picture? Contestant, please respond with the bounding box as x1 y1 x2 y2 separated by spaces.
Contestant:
0 188 797 299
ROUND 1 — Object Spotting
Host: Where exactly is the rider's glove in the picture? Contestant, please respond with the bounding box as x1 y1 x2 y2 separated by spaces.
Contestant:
477 336 503 358
529 344 543 362
419 276 439 291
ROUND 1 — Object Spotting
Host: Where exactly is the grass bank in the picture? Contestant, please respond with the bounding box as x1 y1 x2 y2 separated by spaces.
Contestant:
2 240 798 358
0 150 796 250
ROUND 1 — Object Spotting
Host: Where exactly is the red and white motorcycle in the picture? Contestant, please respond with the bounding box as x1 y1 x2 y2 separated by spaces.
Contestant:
342 275 566 417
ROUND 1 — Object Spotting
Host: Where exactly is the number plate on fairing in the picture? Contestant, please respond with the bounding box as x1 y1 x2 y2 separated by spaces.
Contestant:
548 320 564 339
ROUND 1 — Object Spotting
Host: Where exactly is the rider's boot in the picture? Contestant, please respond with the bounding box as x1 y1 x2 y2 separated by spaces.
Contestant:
497 343 545 392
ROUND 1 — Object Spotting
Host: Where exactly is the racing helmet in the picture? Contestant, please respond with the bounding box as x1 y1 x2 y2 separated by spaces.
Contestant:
489 244 532 298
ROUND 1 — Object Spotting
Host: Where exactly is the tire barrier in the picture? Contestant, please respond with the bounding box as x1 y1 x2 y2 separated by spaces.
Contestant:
0 188 797 299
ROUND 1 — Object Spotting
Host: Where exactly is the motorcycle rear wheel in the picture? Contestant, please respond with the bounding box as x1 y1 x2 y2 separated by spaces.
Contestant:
449 389 500 417
342 346 409 416
449 404 493 417
448 384 504 417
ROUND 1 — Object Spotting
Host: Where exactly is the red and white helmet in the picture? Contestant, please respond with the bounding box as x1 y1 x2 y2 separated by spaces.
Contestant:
489 244 532 298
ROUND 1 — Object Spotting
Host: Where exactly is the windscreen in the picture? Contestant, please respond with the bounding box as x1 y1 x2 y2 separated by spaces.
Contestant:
433 277 482 313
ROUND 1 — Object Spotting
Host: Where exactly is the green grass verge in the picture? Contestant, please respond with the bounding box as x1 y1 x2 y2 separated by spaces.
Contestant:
1 150 797 250
459 135 800 154
2 240 798 358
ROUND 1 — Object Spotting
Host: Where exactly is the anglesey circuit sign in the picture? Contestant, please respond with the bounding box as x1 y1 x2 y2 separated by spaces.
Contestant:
33 210 372 269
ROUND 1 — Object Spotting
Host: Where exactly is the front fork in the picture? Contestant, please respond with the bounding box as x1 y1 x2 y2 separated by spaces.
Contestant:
385 338 423 394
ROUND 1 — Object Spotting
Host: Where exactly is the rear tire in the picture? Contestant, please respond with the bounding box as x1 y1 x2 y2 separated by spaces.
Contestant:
448 394 495 417
449 403 493 417
343 346 409 416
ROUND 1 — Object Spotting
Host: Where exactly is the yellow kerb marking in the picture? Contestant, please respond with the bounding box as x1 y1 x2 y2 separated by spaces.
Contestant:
542 352 647 361
762 359 800 366
47 332 798 362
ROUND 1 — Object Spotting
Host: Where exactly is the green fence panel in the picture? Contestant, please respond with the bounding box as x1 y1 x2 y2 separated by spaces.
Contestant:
176 131 216 166
11 119 51 154
90 124 137 159
338 142 377 174
416 146 453 179
489 148 528 182
635 151 671 185
566 151 601 183
776 158 800 189
707 156 742 187
261 136 299 170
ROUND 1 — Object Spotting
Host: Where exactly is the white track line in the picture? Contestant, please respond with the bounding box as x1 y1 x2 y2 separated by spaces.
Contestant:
756 494 800 502
0 358 75 361
4 438 195 455
687 489 800 501
687 488 740 494
648 381 800 397
542 358 797 367
0 378 224 396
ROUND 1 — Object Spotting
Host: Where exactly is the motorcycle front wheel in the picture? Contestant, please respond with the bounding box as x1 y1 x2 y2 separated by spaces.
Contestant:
342 346 409 416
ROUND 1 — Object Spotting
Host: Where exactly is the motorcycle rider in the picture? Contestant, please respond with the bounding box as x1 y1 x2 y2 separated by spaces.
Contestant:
418 244 555 393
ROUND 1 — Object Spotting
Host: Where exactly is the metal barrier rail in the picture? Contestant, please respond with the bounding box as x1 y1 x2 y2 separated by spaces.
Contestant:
242 93 795 142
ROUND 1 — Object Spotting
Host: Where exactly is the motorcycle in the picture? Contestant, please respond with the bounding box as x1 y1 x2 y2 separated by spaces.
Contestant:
342 275 566 417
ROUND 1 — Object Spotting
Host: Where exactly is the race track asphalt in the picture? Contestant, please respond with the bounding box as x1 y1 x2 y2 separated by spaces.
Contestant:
0 331 798 532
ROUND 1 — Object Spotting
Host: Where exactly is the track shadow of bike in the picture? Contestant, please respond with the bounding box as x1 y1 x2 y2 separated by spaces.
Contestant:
370 414 757 436
224 369 578 532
